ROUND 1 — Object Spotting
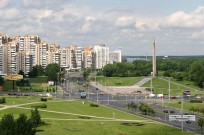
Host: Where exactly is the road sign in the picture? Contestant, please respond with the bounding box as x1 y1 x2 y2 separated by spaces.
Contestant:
169 115 181 121
169 115 195 121
183 115 195 121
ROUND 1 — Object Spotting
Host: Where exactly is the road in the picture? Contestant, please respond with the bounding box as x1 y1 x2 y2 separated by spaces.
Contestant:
62 75 203 135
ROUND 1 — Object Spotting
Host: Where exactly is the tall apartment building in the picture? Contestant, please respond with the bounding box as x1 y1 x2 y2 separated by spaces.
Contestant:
93 44 109 69
83 46 92 68
109 50 122 64
76 47 83 69
59 47 71 68
2 42 19 74
0 34 8 44
47 44 60 65
35 41 48 68
17 51 33 74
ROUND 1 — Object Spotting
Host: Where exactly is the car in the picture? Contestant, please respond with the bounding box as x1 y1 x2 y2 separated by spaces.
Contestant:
79 90 85 93
163 110 168 113
99 92 105 95
170 110 175 113
186 121 191 124
80 92 87 99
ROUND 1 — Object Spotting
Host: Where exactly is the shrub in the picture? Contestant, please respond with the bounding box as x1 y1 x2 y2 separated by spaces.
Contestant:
31 104 47 108
41 98 47 102
0 97 6 104
90 103 99 107
190 99 202 103
178 101 181 104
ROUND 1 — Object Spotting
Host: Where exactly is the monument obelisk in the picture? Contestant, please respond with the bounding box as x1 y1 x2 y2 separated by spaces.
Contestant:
152 39 156 76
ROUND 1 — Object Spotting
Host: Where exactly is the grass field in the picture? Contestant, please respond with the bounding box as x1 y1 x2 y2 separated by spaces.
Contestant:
0 96 194 135
90 76 144 86
142 78 204 96
2 76 56 92
157 99 204 112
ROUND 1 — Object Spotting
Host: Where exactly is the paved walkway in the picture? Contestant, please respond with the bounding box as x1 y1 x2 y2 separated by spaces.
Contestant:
133 77 152 87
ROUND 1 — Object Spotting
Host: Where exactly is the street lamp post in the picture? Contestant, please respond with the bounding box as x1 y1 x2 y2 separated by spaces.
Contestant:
87 84 89 99
168 77 171 101
151 77 153 93
96 88 98 102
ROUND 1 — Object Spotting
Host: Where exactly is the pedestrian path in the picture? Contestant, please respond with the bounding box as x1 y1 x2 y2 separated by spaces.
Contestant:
132 77 152 87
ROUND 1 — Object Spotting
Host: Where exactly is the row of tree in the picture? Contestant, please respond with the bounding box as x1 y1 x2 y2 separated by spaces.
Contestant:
127 102 155 116
27 63 63 83
0 108 42 135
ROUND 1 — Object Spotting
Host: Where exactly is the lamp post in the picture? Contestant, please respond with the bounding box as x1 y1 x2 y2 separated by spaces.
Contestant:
96 88 98 102
168 77 171 101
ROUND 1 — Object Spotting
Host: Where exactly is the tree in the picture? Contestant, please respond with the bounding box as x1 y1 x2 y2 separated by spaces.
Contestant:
30 108 41 128
0 76 4 85
45 63 60 83
83 68 92 81
18 70 25 77
15 114 35 135
189 60 204 87
0 114 15 135
198 118 204 130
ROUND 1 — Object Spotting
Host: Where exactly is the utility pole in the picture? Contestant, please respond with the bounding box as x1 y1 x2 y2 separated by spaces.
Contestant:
151 77 153 93
181 93 184 132
168 77 171 101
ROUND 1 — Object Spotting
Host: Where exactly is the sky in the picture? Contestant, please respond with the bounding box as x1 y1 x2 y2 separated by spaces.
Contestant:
1 0 204 56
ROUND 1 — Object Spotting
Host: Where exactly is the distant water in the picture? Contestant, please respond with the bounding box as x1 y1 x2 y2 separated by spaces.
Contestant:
125 55 204 62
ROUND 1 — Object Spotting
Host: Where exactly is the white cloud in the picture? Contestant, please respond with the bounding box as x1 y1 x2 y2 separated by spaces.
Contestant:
115 16 135 28
0 8 21 20
27 9 53 19
0 0 9 8
163 6 204 28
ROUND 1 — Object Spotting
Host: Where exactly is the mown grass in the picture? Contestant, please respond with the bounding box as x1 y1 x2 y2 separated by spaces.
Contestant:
0 96 194 135
90 76 144 86
142 78 204 96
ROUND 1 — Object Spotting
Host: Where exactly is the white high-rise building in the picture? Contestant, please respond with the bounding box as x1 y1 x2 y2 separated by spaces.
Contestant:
59 47 71 69
2 42 19 74
93 44 109 69
109 50 122 64
35 42 48 67
17 51 33 74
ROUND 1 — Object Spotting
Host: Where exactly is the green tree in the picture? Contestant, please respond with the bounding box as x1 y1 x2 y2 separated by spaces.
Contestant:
83 68 92 81
198 118 204 130
0 114 15 135
45 63 60 83
0 76 4 85
15 114 35 135
30 108 41 128
189 60 204 87
18 70 25 77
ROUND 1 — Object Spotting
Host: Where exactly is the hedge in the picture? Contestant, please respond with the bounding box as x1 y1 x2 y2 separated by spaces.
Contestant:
31 104 47 108
0 97 6 104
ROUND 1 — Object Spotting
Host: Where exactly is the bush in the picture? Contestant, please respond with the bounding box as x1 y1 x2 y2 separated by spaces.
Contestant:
0 97 6 104
31 104 47 108
178 101 181 104
90 103 99 107
190 99 202 103
41 98 47 102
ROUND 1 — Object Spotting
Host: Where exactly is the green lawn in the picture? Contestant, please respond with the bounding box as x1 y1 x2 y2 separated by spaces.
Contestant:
142 78 204 96
157 99 204 112
0 96 195 135
90 76 144 86
37 120 193 135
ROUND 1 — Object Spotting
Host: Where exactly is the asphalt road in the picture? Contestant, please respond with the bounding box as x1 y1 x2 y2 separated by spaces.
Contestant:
65 76 203 135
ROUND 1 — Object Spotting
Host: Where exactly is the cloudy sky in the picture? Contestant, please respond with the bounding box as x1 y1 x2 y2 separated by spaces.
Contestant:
1 0 204 56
